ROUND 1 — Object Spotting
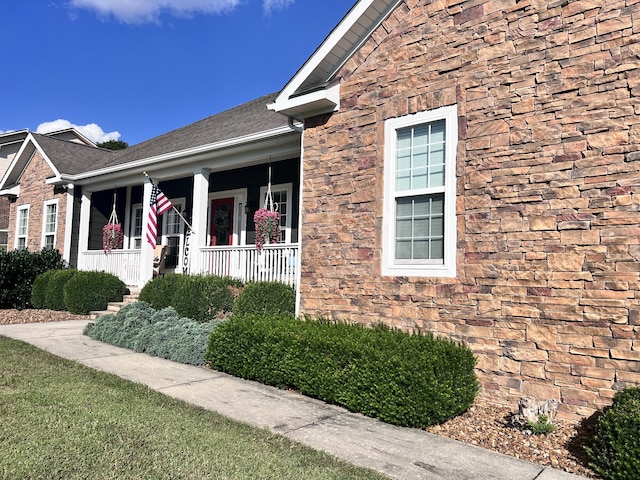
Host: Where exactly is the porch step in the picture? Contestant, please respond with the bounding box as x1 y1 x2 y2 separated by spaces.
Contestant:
89 290 140 320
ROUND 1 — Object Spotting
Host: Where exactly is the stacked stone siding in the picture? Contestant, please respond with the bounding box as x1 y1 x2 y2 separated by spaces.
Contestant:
300 0 640 420
7 152 67 252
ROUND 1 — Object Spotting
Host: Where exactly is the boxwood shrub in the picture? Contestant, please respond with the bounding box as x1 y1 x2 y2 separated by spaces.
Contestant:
139 274 182 310
206 315 478 428
31 270 58 309
63 271 127 315
140 274 242 322
586 386 640 480
233 281 295 317
84 302 221 365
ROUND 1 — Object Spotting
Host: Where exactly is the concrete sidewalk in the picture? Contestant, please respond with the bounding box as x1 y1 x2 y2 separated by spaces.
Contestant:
0 320 588 480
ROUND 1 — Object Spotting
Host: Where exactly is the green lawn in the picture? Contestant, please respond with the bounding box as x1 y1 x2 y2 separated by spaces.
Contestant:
0 337 388 480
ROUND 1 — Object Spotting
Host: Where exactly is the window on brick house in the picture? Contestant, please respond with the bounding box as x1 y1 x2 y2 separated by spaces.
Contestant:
382 105 457 277
42 200 58 250
259 183 293 243
16 205 29 250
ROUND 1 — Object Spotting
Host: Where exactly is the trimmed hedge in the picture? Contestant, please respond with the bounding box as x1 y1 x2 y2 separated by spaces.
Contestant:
140 274 243 322
586 386 640 480
206 315 478 428
32 269 78 311
139 274 182 311
84 302 221 365
0 249 66 309
63 271 127 315
233 281 295 317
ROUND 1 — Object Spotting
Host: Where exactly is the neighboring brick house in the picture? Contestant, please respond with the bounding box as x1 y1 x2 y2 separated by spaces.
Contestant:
0 131 109 261
270 0 640 420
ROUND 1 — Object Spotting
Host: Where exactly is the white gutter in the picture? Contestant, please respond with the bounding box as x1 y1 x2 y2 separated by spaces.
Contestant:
65 125 296 182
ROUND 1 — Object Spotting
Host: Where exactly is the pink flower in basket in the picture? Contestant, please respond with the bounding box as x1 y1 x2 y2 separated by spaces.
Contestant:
254 208 280 251
102 223 124 253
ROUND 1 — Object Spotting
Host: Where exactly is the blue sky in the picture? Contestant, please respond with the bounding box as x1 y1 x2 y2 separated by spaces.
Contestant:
0 1 353 145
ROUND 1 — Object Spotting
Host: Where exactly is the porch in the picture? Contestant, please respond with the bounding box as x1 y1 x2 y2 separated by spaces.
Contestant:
74 155 301 289
79 243 299 287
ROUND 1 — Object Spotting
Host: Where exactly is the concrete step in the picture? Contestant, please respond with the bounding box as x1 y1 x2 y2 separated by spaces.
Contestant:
89 291 140 320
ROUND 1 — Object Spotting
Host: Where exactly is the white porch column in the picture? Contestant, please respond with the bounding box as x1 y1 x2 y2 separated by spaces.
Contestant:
62 183 74 264
77 188 92 271
139 180 154 287
190 168 210 274
123 185 133 249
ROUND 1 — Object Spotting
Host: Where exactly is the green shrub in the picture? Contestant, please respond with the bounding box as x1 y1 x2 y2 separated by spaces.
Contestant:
171 275 242 322
31 270 57 309
84 302 220 365
206 315 478 428
140 274 242 322
139 274 182 310
233 281 295 317
44 269 76 311
63 271 127 315
0 249 66 309
526 413 556 435
586 386 640 480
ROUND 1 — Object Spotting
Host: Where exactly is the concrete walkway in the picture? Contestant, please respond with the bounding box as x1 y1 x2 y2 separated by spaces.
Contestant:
0 320 588 480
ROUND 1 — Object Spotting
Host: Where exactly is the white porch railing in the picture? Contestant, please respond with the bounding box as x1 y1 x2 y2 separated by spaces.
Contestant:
79 249 141 286
199 244 299 287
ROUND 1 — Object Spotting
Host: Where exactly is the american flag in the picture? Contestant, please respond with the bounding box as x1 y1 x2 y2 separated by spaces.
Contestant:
146 183 173 247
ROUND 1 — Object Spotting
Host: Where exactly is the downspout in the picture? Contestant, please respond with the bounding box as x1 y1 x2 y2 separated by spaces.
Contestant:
290 116 304 317
288 116 304 133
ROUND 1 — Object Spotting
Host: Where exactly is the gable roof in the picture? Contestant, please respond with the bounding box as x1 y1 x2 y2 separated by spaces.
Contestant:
1 92 295 191
95 92 289 171
0 133 114 189
269 0 402 118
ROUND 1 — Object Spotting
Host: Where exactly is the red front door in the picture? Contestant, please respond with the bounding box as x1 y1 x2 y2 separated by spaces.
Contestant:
210 198 234 246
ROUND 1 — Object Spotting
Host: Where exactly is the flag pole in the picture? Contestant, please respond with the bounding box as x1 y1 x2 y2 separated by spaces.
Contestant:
143 171 195 233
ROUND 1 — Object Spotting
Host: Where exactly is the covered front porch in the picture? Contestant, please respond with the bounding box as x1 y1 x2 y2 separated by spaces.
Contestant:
74 156 301 289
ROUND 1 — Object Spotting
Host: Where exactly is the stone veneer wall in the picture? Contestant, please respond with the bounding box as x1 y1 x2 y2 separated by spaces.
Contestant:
299 0 640 420
7 152 67 252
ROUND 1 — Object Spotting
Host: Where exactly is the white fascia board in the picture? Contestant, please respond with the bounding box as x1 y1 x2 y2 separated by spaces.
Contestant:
0 185 20 196
268 83 340 118
272 0 401 117
68 125 296 182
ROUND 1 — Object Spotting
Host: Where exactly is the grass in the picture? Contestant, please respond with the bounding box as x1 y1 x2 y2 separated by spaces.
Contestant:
0 337 388 480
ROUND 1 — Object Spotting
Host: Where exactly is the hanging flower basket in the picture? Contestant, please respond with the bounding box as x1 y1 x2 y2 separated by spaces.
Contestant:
103 223 124 253
254 208 280 251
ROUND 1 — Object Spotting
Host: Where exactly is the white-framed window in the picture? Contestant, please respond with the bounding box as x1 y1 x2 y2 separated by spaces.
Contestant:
41 200 58 250
129 204 143 249
15 205 30 250
382 104 458 277
259 183 293 244
161 198 184 271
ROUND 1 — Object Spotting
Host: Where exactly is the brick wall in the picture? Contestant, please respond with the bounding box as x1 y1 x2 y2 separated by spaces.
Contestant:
7 152 68 252
300 0 640 420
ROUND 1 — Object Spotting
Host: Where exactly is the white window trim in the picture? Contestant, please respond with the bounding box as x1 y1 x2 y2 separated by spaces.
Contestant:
128 203 143 249
41 199 59 250
259 182 293 244
15 204 30 250
161 197 185 273
382 104 458 277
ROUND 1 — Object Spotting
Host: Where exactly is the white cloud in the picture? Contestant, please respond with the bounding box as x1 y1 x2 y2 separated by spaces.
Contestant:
69 0 242 24
36 119 121 144
263 0 294 14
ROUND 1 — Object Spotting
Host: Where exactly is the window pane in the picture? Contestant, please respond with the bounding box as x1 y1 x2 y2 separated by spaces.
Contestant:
396 119 447 192
395 194 444 262
430 120 445 143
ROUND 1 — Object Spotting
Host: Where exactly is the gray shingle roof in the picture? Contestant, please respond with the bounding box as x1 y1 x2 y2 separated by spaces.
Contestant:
28 92 289 179
31 134 114 175
96 92 288 170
